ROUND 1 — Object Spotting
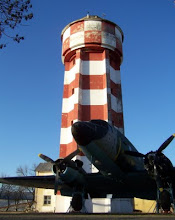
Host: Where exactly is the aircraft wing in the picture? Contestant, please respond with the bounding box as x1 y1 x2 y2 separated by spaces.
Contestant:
85 172 157 200
0 171 158 200
0 176 56 189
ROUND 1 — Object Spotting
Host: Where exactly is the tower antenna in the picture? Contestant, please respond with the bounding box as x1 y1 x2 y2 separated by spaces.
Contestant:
102 13 106 19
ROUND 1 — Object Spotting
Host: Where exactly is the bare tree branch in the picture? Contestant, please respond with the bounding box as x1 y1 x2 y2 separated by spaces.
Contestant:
0 0 33 49
16 164 36 210
0 164 36 212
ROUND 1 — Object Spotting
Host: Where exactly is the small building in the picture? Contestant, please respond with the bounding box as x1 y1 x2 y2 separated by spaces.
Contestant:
35 163 56 212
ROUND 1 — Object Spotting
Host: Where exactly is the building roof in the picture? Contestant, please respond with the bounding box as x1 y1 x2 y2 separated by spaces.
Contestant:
35 163 52 172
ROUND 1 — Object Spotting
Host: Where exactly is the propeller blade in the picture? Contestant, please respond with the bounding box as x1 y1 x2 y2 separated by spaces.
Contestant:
38 154 55 164
55 148 80 164
157 134 175 153
125 151 145 157
39 148 81 195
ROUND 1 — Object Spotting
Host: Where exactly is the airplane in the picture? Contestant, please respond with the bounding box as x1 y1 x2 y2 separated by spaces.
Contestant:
0 119 175 212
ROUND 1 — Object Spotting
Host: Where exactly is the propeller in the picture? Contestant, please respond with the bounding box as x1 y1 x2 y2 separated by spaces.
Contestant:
38 154 55 163
125 134 175 211
125 134 175 182
157 134 175 153
125 134 175 158
38 148 80 194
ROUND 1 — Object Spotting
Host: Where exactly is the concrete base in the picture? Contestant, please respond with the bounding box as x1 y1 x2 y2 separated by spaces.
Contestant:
111 198 133 213
55 196 133 213
86 198 133 213
55 195 71 213
85 198 111 213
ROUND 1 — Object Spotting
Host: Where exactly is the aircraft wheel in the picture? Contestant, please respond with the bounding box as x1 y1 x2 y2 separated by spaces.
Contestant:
160 190 171 211
71 193 83 211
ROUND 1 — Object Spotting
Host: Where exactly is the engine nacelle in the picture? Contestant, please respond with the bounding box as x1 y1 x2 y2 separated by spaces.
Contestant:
59 167 85 185
52 159 84 175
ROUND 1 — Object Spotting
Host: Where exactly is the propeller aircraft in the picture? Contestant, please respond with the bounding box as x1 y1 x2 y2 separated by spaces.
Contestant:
0 119 175 212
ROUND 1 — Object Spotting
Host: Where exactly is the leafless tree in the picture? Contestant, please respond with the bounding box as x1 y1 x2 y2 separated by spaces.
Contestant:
16 163 36 176
16 164 37 211
0 174 14 211
0 164 37 211
0 0 33 49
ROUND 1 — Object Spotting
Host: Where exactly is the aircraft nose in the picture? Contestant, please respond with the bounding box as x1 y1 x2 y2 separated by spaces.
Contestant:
71 121 95 146
71 121 108 146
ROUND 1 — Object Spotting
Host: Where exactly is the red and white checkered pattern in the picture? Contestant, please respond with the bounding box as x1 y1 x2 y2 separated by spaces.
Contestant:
60 16 124 160
57 16 124 211
61 18 123 63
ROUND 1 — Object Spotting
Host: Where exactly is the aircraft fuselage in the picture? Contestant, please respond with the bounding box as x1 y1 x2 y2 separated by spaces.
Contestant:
71 120 145 179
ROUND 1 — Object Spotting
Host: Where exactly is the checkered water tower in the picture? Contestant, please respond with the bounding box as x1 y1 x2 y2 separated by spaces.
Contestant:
57 15 125 212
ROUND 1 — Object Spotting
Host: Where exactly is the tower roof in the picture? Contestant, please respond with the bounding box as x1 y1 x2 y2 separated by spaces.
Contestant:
61 15 124 42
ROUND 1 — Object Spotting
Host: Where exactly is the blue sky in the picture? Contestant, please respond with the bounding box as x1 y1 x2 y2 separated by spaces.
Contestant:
0 0 175 176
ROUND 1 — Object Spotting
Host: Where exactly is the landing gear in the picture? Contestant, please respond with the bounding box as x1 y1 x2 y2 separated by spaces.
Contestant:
160 190 171 211
143 152 175 213
156 184 175 213
67 191 87 213
71 193 83 211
